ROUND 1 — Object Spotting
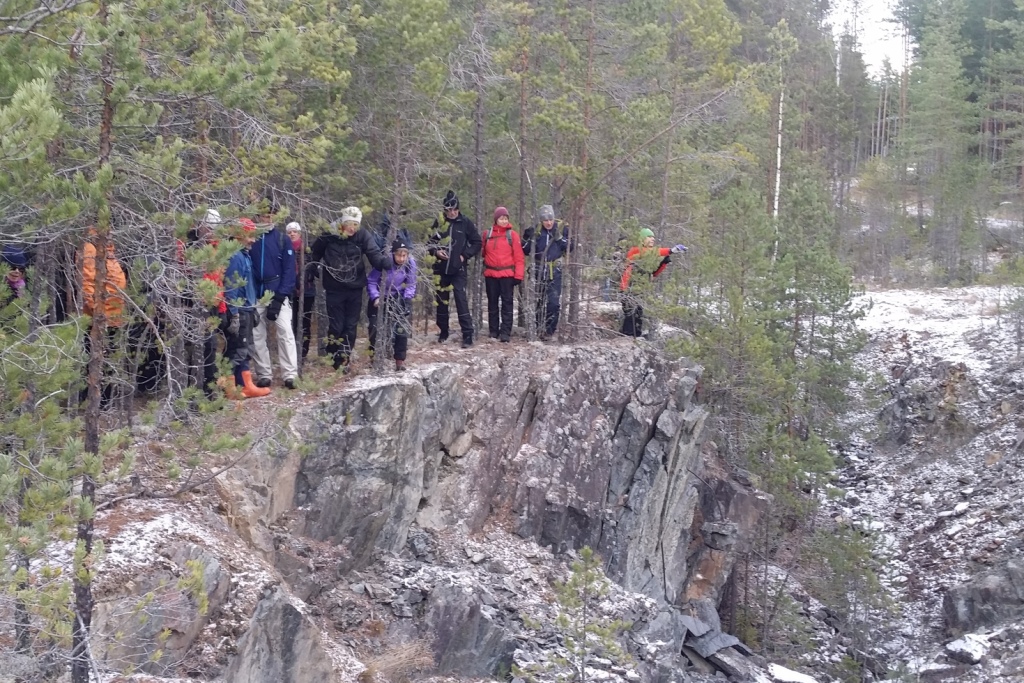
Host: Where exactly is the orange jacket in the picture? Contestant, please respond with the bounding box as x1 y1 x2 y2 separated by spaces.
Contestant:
620 246 671 291
481 223 525 280
81 240 127 326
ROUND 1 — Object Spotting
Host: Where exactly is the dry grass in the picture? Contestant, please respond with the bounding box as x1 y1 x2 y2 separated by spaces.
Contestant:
363 618 387 637
358 639 435 683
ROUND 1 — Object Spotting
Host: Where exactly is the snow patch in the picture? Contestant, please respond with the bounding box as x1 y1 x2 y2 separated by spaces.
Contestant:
769 663 820 683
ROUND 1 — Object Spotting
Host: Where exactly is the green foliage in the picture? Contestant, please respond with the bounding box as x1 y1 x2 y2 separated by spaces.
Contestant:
515 547 631 683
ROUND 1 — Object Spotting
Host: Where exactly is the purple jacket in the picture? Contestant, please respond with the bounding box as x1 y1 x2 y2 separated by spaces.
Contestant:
367 257 417 300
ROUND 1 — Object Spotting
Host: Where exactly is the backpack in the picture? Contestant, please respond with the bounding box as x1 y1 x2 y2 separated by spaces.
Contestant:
373 215 412 252
486 226 514 247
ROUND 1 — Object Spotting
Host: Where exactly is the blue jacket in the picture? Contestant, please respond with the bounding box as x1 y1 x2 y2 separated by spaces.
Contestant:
523 221 571 281
250 226 297 298
224 249 257 314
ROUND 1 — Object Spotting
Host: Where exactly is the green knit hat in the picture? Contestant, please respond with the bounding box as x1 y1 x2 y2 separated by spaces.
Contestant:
639 228 655 240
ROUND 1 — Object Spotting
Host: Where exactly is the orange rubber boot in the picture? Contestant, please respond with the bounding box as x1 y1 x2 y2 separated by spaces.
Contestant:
241 370 271 398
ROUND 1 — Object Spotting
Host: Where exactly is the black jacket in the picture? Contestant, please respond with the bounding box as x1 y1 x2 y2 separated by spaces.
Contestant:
310 229 391 291
427 212 482 275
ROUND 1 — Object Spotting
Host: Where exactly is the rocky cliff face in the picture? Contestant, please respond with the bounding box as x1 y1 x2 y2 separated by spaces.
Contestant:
87 339 772 682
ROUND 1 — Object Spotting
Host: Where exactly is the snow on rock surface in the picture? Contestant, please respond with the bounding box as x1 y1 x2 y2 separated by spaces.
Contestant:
768 663 819 683
944 633 990 664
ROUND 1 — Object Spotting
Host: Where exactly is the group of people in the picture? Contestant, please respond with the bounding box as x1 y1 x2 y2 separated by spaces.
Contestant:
196 190 588 399
188 200 414 400
0 189 685 404
426 191 574 348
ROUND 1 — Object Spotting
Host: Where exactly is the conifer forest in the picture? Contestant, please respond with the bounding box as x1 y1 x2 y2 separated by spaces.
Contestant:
2 0 1024 680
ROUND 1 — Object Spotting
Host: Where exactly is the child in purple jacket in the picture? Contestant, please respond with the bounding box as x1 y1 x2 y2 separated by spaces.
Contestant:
367 238 417 371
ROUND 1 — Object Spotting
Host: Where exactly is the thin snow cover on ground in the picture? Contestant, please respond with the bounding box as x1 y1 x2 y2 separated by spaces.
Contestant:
854 285 1018 376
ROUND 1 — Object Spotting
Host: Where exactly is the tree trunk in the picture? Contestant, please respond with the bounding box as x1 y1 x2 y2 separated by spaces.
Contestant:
471 48 486 330
517 43 533 336
73 4 114 679
772 84 785 264
565 0 596 341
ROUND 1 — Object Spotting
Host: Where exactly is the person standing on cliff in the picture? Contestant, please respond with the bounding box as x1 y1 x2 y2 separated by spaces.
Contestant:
221 219 271 399
522 204 572 340
367 237 417 371
427 190 481 348
310 206 392 372
249 195 299 390
481 206 524 343
619 228 686 338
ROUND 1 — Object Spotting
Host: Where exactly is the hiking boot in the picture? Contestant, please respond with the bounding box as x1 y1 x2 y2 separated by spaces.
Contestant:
461 337 473 348
499 332 510 343
254 376 272 388
395 359 406 372
284 377 297 390
489 332 499 339
437 332 449 343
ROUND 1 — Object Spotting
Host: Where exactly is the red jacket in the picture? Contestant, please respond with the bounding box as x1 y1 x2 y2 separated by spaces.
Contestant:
482 223 525 280
620 246 671 291
176 237 228 314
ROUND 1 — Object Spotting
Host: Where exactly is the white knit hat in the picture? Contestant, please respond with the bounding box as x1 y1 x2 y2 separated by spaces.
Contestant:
285 221 302 233
340 206 362 226
204 208 222 225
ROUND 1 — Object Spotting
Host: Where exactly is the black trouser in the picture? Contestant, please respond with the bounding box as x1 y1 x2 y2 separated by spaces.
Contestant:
224 309 255 384
621 294 643 337
435 267 473 341
130 321 165 393
485 277 516 339
534 267 562 337
291 294 315 360
201 309 226 396
368 296 411 361
325 288 362 368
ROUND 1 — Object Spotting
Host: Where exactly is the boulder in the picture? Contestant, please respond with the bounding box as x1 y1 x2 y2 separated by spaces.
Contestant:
92 542 229 674
943 558 1024 635
224 586 338 683
944 634 989 665
423 583 517 677
294 368 464 572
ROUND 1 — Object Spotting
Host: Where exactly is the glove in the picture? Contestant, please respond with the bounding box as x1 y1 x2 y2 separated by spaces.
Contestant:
226 312 240 337
514 279 523 286
522 227 535 242
671 244 687 254
266 294 284 321
403 298 413 315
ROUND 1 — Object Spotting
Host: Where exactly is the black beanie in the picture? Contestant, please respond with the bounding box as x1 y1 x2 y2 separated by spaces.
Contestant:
392 238 410 253
443 190 459 210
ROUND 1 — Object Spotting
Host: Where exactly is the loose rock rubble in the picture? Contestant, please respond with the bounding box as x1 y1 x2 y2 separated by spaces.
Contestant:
806 287 1024 681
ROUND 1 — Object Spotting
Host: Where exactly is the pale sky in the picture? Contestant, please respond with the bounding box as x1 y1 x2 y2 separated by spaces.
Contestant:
832 0 909 76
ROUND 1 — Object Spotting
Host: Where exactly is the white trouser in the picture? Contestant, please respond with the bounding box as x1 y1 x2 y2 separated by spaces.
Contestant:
252 297 298 381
